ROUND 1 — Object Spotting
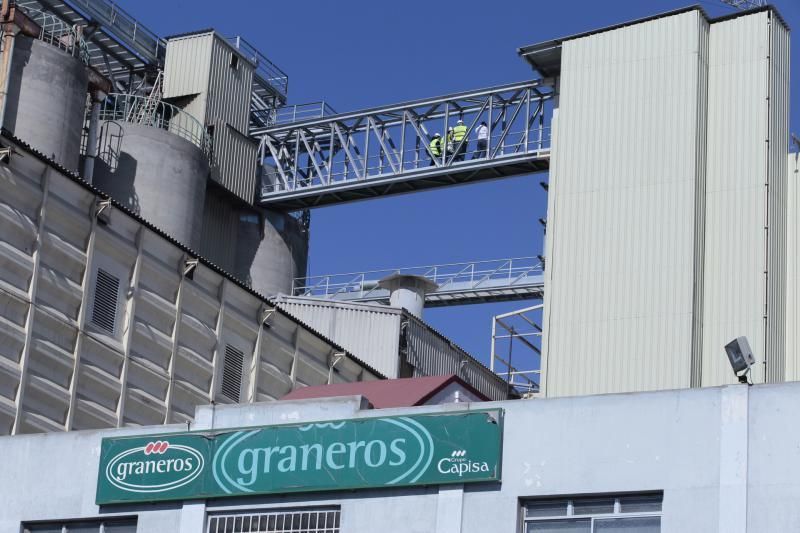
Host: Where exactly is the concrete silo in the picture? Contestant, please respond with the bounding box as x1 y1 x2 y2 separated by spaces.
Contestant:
90 95 210 250
0 7 91 171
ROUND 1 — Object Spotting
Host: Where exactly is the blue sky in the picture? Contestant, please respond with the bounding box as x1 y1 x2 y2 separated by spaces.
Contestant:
120 0 800 369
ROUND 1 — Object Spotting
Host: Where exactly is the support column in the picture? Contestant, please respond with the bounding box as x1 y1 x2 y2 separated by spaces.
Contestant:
434 484 465 533
718 385 749 533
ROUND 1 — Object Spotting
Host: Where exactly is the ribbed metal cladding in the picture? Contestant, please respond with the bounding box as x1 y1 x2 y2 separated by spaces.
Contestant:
163 33 213 127
164 32 258 202
275 297 403 378
207 37 253 133
403 315 510 401
542 11 707 397
700 11 787 386
690 18 710 388
765 14 790 383
198 191 239 273
211 124 258 202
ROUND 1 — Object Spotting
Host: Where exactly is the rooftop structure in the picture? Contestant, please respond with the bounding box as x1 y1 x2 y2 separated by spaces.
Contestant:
281 374 488 408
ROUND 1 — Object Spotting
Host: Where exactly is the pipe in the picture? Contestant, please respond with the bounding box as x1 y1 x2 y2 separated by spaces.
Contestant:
83 91 105 183
0 20 18 131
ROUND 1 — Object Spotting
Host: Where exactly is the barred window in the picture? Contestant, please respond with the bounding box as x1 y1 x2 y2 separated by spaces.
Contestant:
523 493 662 533
208 508 340 533
24 518 137 533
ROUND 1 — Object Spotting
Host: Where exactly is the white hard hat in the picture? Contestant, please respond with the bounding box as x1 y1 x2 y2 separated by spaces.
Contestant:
457 119 464 124
433 133 441 137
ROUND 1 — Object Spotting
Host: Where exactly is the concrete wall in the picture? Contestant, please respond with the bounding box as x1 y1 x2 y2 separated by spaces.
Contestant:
4 36 87 171
92 122 209 250
2 382 800 532
787 153 800 380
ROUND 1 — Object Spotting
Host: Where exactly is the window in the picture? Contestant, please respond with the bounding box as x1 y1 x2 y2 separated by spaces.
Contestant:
220 344 245 402
522 493 662 533
24 518 137 533
230 53 240 69
208 508 340 533
90 267 121 335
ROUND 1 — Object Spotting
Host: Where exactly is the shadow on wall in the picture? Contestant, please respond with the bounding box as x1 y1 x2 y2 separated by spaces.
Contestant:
233 208 309 296
2 37 31 136
93 153 141 216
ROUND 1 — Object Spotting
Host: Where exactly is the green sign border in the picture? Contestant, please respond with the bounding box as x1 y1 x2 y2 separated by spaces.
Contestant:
96 409 504 505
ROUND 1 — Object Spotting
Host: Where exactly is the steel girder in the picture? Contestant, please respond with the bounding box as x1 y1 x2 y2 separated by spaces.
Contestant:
256 79 555 210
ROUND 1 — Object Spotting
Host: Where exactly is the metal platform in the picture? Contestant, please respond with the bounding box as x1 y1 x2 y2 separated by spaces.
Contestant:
256 79 554 210
294 258 544 308
17 0 164 88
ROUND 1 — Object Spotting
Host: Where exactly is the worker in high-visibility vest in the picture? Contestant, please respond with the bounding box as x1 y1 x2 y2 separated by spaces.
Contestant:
429 133 442 165
453 119 468 161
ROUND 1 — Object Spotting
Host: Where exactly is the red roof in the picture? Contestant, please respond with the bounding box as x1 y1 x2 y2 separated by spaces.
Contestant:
281 374 489 408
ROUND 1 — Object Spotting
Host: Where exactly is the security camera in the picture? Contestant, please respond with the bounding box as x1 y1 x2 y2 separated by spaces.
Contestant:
724 336 755 384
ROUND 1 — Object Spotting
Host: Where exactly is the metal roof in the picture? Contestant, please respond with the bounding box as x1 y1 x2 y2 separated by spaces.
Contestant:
280 374 489 408
517 4 789 77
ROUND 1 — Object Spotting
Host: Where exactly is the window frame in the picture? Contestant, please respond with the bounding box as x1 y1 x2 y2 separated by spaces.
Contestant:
520 493 663 532
22 517 138 533
206 506 341 533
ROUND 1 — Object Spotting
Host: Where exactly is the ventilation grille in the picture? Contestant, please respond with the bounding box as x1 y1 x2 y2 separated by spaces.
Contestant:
221 344 244 402
91 268 120 334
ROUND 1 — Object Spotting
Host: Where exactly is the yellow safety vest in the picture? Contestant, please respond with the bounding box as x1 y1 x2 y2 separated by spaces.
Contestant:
429 137 442 156
453 124 468 142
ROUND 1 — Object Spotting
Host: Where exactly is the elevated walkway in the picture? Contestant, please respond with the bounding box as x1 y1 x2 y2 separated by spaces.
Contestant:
256 79 554 210
294 258 544 307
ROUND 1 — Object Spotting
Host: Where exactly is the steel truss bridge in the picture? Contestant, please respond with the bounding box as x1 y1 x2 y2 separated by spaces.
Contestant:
293 257 544 308
255 79 554 210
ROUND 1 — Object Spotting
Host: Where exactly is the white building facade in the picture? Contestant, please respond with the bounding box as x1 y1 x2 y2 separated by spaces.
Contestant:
2 381 800 533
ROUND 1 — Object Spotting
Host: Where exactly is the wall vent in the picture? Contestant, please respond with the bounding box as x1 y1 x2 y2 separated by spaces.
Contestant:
221 344 244 402
91 268 120 335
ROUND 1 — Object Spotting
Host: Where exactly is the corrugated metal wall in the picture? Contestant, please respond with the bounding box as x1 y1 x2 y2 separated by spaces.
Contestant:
212 124 258 202
199 189 239 273
700 12 789 386
0 142 380 434
404 315 510 401
164 33 259 203
787 153 800 381
542 11 708 397
163 33 213 126
207 37 253 133
275 297 403 379
765 15 790 383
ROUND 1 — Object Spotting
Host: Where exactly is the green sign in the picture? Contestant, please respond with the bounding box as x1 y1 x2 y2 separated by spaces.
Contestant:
96 410 503 504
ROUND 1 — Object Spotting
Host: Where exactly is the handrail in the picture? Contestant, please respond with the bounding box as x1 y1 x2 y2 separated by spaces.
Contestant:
97 93 211 156
227 35 289 99
21 7 90 64
66 0 165 63
293 257 543 298
252 101 337 129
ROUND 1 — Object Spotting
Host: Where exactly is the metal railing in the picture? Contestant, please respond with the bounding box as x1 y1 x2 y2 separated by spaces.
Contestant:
97 94 211 156
22 7 90 64
294 257 543 300
491 303 543 395
251 101 337 129
66 0 165 63
228 35 289 99
256 79 554 207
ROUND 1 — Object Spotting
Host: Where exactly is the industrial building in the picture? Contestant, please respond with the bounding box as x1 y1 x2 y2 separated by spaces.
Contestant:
0 0 797 531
